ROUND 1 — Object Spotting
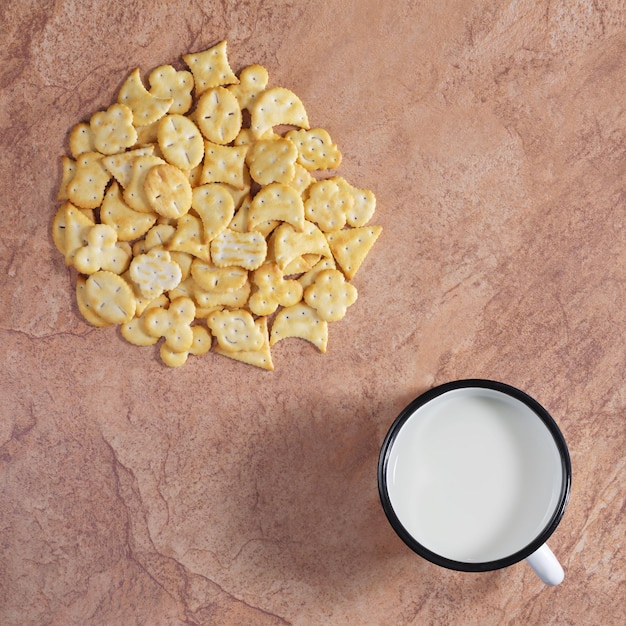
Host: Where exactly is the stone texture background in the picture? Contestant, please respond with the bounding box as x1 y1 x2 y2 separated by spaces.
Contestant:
1 1 625 624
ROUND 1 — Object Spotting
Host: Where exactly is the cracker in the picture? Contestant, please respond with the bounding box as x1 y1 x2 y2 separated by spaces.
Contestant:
101 145 155 188
90 103 137 155
248 182 305 233
267 220 332 271
68 122 95 158
207 308 264 352
123 154 167 213
144 163 192 219
191 183 235 243
334 176 377 227
326 225 382 280
303 268 357 322
190 258 248 292
286 162 314 197
194 277 251 310
304 177 354 233
133 121 160 147
148 65 194 115
285 128 342 171
57 155 77 202
75 275 111 327
248 262 303 316
183 40 238 96
297 255 337 289
129 247 182 299
167 214 212 261
160 324 212 368
169 250 193 281
73 223 132 275
200 141 248 188
67 151 111 210
141 223 176 251
228 64 269 111
196 86 242 145
120 294 169 346
117 68 173 126
269 302 328 353
250 87 310 138
100 181 157 241
59 202 96 266
213 316 274 371
84 270 136 325
143 296 195 352
157 113 204 170
210 228 267 271
246 137 298 186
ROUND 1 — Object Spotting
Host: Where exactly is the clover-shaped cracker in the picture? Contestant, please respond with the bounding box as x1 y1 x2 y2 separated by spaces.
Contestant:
143 296 196 352
157 114 204 170
160 324 212 368
269 302 328 353
183 40 239 96
303 269 357 322
73 223 132 275
149 64 194 115
285 128 342 171
118 68 173 126
249 262 303 316
67 151 112 210
248 182 305 233
246 137 298 186
89 103 137 155
129 247 182 299
304 178 353 232
191 183 235 243
207 309 264 353
250 87 310 139
228 64 269 111
196 86 242 145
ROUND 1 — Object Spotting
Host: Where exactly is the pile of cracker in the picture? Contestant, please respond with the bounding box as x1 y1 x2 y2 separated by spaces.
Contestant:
52 40 382 369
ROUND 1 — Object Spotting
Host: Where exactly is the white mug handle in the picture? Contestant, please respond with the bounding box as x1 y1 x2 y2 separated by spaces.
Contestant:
525 543 564 585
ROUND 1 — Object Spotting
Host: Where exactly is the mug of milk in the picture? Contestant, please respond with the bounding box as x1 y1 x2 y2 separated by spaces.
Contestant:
378 380 571 585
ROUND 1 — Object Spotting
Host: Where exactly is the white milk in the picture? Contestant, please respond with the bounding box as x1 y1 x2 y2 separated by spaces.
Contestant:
386 388 563 563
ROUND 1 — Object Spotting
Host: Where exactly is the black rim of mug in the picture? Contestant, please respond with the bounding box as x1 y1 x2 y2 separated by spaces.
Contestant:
377 379 572 573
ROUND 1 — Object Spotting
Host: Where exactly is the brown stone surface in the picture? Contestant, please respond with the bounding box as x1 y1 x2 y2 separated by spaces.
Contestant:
1 1 625 624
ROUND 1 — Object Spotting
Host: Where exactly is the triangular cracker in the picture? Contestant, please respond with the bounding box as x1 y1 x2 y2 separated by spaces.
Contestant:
326 225 382 280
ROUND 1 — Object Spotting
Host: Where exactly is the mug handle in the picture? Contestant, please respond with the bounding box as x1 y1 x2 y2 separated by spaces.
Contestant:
525 543 564 585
